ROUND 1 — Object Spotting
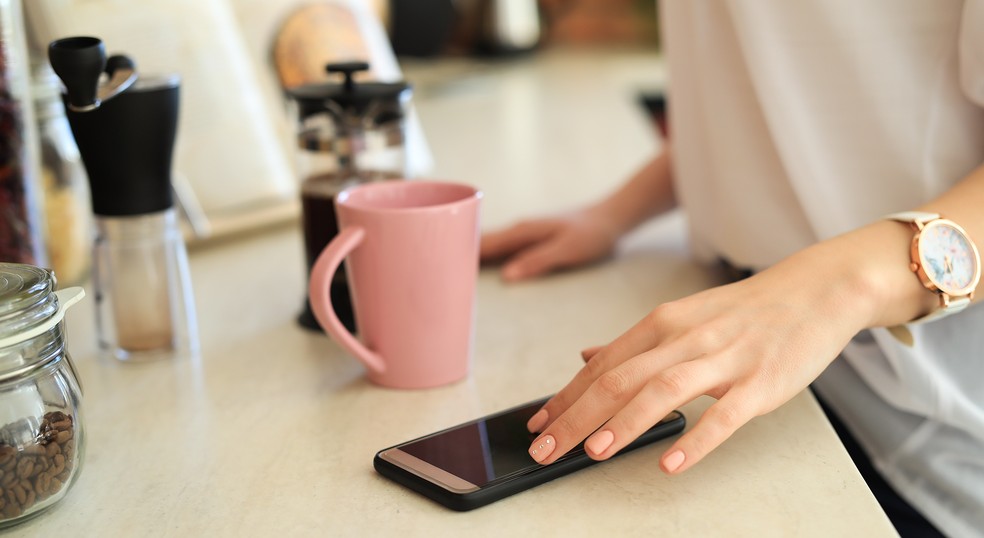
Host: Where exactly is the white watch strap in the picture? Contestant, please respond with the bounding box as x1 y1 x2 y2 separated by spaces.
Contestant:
908 296 971 324
884 211 940 227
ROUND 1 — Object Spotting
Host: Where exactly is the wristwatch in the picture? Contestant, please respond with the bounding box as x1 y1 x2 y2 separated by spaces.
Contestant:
885 211 981 324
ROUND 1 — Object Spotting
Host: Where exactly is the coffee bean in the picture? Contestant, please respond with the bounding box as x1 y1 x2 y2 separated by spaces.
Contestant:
51 455 65 476
45 412 68 424
0 447 13 465
2 504 20 519
51 421 71 432
0 412 78 522
16 459 33 480
33 473 50 496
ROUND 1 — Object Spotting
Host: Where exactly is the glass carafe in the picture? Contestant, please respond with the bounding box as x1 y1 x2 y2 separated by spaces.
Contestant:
288 61 411 333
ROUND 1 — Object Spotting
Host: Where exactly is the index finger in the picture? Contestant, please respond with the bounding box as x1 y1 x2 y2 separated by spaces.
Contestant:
480 221 553 262
528 306 684 433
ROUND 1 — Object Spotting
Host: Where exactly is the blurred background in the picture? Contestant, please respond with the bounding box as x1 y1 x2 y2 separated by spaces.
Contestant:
386 0 658 57
4 0 664 289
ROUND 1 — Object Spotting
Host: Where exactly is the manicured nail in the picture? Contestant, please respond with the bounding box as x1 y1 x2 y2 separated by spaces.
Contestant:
663 450 685 473
502 264 523 281
529 435 555 463
585 430 614 456
527 409 548 432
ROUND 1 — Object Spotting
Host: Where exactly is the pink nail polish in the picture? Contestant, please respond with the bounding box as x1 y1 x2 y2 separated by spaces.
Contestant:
585 430 614 456
527 409 548 432
503 265 522 281
663 450 685 473
529 435 556 463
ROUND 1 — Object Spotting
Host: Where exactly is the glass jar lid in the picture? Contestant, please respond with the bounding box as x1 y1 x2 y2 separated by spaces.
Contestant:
0 263 57 341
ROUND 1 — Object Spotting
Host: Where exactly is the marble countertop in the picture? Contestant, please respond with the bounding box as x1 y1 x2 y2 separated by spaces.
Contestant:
11 48 896 536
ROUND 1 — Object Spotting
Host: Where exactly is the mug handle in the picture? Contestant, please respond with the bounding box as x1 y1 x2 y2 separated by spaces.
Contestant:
309 226 386 375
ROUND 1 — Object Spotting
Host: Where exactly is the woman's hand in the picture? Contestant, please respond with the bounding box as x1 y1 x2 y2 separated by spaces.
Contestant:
481 152 678 281
480 208 622 282
524 234 907 474
517 143 984 475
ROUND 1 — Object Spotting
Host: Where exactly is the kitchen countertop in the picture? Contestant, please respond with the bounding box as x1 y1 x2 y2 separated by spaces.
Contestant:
11 48 896 536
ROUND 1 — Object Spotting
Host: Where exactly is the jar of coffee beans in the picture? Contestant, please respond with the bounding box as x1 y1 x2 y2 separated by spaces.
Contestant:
0 263 85 527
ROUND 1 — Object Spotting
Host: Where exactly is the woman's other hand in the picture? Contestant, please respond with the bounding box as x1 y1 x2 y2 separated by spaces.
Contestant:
481 151 678 281
480 208 621 281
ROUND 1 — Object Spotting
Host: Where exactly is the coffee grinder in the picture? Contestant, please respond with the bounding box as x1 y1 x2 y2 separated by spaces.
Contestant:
48 36 198 361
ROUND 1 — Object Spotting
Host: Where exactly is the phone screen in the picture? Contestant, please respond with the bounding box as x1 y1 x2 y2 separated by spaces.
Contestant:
377 398 685 510
398 399 546 487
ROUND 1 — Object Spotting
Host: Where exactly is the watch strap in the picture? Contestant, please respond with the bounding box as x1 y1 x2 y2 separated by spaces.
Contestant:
884 211 940 228
908 296 971 324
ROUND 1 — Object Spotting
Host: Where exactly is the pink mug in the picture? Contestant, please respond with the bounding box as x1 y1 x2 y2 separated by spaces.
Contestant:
309 181 482 389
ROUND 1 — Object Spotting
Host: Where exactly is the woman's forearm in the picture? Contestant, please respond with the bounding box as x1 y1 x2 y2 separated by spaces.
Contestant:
788 164 984 329
590 147 677 237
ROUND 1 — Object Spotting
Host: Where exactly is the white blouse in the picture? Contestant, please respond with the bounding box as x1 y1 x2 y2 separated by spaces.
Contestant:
662 2 984 536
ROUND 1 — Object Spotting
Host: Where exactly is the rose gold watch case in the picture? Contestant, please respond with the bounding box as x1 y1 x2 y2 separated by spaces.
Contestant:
909 218 981 299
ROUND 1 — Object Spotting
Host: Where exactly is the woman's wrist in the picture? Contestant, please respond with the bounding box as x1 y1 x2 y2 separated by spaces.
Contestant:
587 151 677 240
796 220 940 330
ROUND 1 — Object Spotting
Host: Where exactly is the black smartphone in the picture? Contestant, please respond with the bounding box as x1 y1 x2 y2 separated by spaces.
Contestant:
373 397 686 511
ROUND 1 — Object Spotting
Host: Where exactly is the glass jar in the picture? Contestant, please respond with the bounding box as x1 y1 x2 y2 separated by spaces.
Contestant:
32 60 91 287
0 263 85 527
0 0 46 266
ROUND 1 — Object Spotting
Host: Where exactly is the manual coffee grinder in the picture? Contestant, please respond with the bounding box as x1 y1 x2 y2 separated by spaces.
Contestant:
287 61 411 333
47 37 198 361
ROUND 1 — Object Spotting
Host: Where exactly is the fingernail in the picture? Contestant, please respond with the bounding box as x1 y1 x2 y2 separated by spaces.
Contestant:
529 435 556 463
502 265 523 281
663 450 685 473
527 409 548 432
585 430 614 456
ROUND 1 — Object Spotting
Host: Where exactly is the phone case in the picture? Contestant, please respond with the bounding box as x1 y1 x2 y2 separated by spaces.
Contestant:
374 409 686 511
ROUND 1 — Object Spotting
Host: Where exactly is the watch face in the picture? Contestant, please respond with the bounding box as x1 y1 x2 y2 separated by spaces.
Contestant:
918 220 981 296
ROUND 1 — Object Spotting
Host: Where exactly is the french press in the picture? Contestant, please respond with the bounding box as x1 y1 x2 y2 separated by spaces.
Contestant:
287 61 411 333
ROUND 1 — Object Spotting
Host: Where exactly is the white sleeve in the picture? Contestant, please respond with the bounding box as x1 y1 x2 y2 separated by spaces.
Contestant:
960 0 984 106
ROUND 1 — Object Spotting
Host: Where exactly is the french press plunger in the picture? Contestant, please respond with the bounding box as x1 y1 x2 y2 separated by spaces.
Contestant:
287 61 411 333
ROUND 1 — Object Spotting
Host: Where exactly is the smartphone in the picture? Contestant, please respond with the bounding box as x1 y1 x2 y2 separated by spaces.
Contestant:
374 397 686 511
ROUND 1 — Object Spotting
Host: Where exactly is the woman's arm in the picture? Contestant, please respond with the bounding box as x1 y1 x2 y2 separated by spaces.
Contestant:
480 148 677 281
525 163 984 475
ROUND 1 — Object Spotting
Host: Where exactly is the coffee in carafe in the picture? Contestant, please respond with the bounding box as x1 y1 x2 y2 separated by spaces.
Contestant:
287 62 411 333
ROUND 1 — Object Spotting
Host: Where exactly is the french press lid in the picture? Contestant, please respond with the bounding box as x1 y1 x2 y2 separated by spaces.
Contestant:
286 61 411 120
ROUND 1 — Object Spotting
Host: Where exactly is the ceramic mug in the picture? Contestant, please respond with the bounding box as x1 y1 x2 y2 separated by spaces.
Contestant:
309 181 482 389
